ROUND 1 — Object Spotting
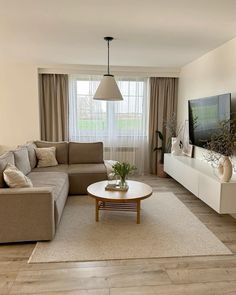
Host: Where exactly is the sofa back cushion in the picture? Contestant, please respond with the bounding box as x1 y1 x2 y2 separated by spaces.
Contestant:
13 148 31 175
69 142 103 164
19 143 37 169
0 151 15 187
35 141 68 164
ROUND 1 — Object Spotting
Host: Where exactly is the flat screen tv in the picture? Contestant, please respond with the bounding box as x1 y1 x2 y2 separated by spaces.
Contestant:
188 93 231 148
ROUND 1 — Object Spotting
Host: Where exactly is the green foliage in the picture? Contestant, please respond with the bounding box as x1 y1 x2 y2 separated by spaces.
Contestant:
112 162 137 180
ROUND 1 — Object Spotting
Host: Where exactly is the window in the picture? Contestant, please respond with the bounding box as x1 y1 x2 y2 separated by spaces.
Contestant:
69 76 148 141
69 75 149 173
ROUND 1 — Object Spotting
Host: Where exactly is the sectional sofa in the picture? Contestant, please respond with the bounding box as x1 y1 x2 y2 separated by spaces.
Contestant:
0 141 107 243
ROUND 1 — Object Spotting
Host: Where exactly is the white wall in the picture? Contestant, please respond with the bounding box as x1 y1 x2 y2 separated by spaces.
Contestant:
0 61 40 154
178 37 236 159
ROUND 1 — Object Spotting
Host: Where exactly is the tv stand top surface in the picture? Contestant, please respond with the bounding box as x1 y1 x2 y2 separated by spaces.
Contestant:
165 154 236 183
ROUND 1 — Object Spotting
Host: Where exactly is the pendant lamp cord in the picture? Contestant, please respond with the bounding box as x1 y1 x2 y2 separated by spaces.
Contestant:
107 39 110 75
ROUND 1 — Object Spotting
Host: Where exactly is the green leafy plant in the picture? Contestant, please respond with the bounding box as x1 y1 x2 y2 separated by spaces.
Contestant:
112 162 137 186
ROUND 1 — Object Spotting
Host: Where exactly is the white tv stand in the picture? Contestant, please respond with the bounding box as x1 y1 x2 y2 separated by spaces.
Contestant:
164 154 236 214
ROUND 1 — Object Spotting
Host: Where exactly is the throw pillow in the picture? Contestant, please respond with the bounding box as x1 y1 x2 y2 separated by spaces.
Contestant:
0 151 15 188
34 141 68 164
3 164 33 188
35 147 58 168
13 148 31 175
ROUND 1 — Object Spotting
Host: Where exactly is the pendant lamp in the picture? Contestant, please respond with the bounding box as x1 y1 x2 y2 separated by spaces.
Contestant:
93 37 123 101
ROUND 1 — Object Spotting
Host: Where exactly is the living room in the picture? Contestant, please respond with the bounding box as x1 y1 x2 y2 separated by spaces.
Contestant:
1 0 236 294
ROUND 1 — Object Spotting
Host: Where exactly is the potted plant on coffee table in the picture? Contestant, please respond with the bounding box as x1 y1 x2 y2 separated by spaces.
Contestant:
112 162 136 188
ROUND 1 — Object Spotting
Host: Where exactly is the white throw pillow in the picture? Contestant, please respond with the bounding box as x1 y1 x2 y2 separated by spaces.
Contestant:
3 164 33 188
35 147 58 168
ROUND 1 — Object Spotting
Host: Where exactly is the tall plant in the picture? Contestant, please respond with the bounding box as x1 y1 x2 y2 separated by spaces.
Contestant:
154 113 181 163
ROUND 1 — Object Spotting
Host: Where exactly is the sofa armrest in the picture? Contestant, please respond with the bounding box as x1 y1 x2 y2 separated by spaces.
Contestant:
0 186 54 195
0 187 55 243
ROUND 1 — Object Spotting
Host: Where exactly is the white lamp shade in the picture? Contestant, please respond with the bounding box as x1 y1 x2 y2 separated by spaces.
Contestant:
93 75 123 101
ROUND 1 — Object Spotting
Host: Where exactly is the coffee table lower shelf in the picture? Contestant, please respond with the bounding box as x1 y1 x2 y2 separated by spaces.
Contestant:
96 199 141 224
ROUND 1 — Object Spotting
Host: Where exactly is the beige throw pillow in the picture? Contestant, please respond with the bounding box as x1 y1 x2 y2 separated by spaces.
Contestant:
35 147 58 168
3 164 33 188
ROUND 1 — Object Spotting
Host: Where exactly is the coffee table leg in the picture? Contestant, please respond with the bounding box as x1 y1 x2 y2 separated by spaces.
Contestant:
137 200 141 224
96 199 99 222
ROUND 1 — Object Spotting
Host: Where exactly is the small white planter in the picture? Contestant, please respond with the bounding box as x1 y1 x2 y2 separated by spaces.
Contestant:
171 137 182 156
218 156 233 182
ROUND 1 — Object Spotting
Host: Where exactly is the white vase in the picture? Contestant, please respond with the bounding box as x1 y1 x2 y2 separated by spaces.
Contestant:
171 137 182 156
218 156 232 182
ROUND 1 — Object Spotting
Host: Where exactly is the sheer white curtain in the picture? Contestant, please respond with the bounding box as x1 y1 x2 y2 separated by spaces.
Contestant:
69 75 149 174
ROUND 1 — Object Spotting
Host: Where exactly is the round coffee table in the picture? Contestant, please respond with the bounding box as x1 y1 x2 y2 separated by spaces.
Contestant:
87 180 153 224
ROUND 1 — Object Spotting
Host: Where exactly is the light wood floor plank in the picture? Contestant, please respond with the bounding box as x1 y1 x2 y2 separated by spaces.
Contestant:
110 281 236 295
24 290 110 295
166 267 236 284
11 264 171 293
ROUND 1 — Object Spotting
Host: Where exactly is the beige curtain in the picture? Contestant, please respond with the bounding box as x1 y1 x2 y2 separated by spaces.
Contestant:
149 77 178 174
39 74 69 141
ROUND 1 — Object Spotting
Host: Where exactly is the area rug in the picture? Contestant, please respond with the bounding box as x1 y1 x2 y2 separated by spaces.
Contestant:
29 192 231 263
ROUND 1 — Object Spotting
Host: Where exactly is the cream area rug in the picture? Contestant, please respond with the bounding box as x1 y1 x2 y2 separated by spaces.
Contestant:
29 192 231 263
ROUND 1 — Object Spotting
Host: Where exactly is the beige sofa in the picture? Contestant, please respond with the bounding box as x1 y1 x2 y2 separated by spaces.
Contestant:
0 141 107 243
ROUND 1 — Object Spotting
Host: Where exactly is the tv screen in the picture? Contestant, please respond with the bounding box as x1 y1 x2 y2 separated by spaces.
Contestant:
188 93 231 148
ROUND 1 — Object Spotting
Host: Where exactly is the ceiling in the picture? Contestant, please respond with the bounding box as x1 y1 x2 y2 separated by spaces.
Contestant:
1 0 236 67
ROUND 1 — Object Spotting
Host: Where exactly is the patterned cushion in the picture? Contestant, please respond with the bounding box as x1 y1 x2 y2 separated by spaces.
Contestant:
3 164 33 188
35 147 58 168
34 141 68 164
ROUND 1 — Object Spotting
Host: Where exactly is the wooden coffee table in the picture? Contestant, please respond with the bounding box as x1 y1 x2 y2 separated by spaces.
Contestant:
87 180 153 224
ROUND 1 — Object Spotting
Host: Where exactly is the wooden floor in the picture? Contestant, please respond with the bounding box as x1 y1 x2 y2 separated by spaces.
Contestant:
1 175 236 295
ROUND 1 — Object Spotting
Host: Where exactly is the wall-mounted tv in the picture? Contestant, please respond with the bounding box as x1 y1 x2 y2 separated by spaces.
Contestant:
188 93 231 148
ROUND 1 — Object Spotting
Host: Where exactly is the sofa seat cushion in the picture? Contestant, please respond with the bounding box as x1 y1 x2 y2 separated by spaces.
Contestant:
68 163 107 195
28 172 69 226
32 164 68 173
69 163 107 174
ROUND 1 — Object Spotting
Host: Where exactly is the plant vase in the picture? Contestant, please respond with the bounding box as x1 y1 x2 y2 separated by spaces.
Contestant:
157 161 168 178
218 156 232 182
171 137 182 156
112 162 136 189
119 177 128 188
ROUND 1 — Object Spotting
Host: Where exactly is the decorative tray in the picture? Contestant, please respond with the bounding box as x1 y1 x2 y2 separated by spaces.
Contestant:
105 184 129 192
